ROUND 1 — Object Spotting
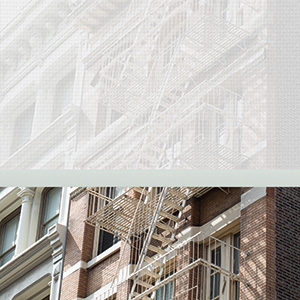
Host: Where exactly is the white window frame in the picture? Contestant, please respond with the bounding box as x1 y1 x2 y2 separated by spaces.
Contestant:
38 187 62 238
10 98 36 154
39 59 76 124
92 187 125 258
205 235 231 300
155 275 175 300
0 208 20 267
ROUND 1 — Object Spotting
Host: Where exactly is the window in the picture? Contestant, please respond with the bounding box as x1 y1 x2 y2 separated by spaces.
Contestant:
156 280 174 300
96 187 124 255
166 131 182 164
154 270 174 300
54 71 75 118
0 210 20 267
206 232 241 300
109 108 123 125
11 103 35 153
210 246 221 299
97 229 120 255
40 188 62 237
156 187 164 194
233 232 240 300
106 187 125 199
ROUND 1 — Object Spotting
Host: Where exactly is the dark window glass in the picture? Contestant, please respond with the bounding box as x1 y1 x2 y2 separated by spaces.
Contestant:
157 187 164 194
156 273 174 300
97 229 120 255
41 188 61 236
106 187 125 199
97 187 123 255
234 232 241 300
0 212 20 267
210 246 221 299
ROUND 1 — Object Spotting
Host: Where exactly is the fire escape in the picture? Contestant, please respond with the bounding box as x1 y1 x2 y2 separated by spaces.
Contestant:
85 0 266 170
85 187 249 299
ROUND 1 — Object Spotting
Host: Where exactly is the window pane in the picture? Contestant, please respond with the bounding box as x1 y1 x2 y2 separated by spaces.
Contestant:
55 71 75 114
157 187 163 194
12 103 35 152
110 109 122 124
234 232 241 300
44 188 61 223
114 187 125 198
165 281 173 300
155 276 173 300
210 246 221 299
0 248 15 266
44 215 59 235
0 214 19 254
156 286 164 300
234 232 240 274
98 229 120 255
107 187 125 199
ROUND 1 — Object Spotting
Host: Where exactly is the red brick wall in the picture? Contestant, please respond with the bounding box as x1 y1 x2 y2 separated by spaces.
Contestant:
240 190 275 300
86 251 120 295
275 187 300 300
266 188 275 300
61 189 94 300
61 187 244 299
174 188 242 299
190 187 242 226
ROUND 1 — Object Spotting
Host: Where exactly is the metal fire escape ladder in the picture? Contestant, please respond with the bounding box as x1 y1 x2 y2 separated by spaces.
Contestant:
129 187 190 300
129 230 250 300
110 187 150 288
130 187 169 299
134 34 185 168
86 187 218 300
150 187 190 300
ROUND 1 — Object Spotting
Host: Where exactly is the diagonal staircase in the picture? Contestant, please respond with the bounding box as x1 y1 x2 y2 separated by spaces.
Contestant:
85 186 212 299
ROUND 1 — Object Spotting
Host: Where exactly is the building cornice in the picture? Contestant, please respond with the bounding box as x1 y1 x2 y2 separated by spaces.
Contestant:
70 187 86 200
0 187 22 218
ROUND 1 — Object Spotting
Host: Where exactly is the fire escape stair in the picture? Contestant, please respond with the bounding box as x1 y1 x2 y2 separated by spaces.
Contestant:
85 187 215 299
130 187 189 300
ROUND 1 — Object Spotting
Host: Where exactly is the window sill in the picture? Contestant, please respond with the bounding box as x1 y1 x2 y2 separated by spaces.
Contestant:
87 241 121 269
0 223 65 291
0 235 51 291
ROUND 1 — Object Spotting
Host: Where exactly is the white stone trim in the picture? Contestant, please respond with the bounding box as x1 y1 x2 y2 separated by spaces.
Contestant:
85 203 242 299
86 203 242 299
63 239 121 280
63 261 87 279
241 187 266 210
85 281 117 300
85 265 134 300
87 241 121 269
15 188 35 255
166 202 241 249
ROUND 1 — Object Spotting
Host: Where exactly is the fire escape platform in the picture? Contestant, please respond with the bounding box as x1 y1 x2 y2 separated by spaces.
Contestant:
85 187 212 239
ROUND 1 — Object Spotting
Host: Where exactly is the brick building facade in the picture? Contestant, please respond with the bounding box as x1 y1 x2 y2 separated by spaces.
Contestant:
59 187 300 300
